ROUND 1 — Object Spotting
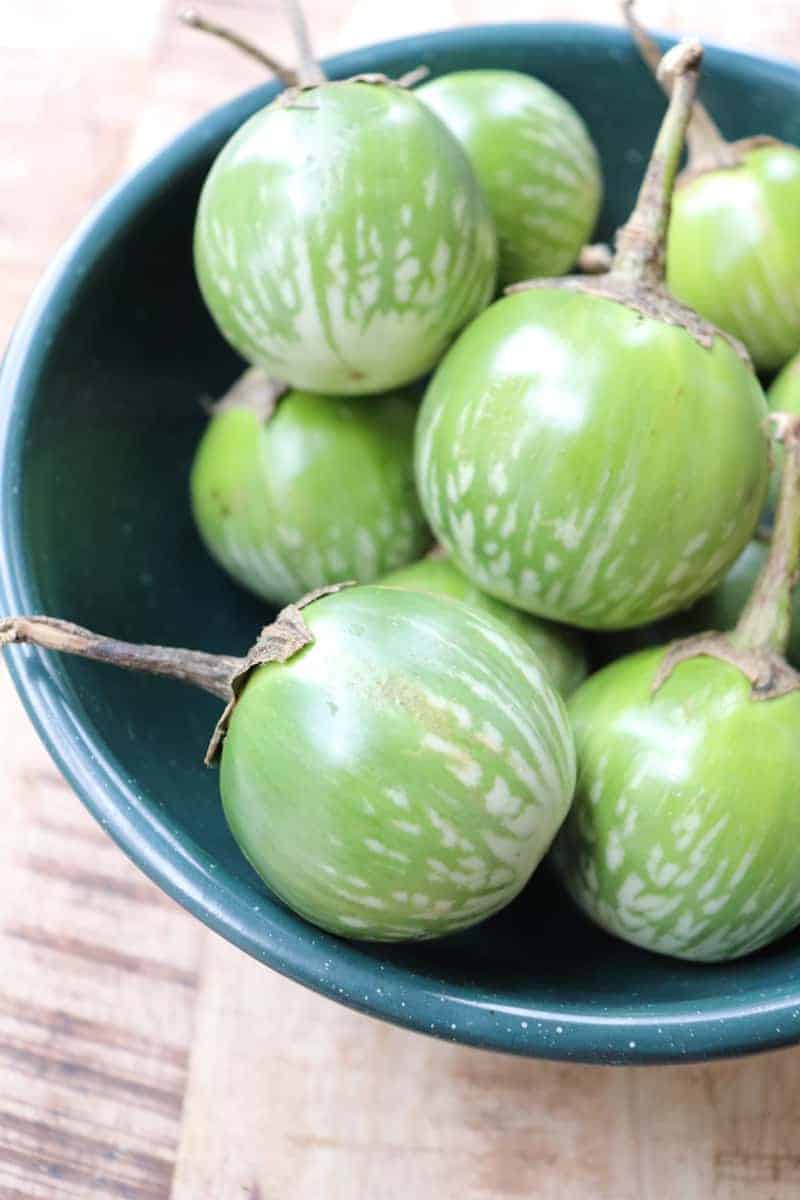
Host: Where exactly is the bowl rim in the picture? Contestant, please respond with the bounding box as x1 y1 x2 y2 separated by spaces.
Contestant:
3 21 800 1067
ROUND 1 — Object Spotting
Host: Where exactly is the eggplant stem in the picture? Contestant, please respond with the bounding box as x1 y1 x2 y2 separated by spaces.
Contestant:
732 414 800 657
577 242 613 275
611 39 702 288
621 1 736 169
0 616 238 701
179 9 298 86
281 0 326 86
210 368 287 423
396 65 431 88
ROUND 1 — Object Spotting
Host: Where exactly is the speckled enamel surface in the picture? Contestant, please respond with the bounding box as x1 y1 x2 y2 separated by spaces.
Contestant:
553 648 800 962
194 82 498 395
415 287 770 630
220 586 576 940
191 387 430 605
380 553 586 695
419 69 602 286
667 144 800 372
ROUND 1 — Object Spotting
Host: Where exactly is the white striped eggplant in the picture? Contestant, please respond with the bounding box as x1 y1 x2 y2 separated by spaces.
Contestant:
553 413 800 962
192 7 497 395
415 42 769 631
624 3 800 372
1 586 576 941
418 69 602 286
191 370 430 605
380 550 586 696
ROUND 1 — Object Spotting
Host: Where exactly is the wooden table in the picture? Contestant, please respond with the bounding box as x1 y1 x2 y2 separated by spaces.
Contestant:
2 3 800 1196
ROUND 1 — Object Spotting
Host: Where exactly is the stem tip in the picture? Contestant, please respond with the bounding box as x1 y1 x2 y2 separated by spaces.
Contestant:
657 39 703 85
0 617 23 647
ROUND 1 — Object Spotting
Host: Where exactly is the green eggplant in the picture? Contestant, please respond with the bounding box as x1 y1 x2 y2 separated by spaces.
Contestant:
1 586 576 941
418 69 602 286
553 413 800 962
415 42 769 631
624 2 800 372
191 370 430 605
381 551 586 696
192 9 497 395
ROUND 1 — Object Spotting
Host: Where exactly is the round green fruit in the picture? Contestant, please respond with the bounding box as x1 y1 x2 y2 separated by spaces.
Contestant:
415 286 768 630
667 142 800 373
0 586 577 941
554 408 800 962
191 371 430 605
553 647 800 961
221 585 575 939
418 69 602 286
415 42 769 631
380 552 586 695
194 81 497 395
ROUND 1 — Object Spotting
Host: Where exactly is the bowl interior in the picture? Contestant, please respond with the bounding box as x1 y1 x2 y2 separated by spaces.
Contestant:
4 24 800 1064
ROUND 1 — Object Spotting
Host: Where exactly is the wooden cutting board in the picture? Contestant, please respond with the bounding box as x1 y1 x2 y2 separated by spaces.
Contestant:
2 3 800 1196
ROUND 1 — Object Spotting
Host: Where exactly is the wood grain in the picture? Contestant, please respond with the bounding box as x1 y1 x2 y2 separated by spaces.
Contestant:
2 3 800 1197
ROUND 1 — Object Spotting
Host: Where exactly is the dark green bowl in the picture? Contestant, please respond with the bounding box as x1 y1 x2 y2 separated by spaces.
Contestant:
3 24 800 1065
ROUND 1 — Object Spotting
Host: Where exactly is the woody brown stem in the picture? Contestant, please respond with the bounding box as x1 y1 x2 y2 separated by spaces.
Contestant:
611 39 702 287
621 1 737 169
180 9 297 86
0 616 239 700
